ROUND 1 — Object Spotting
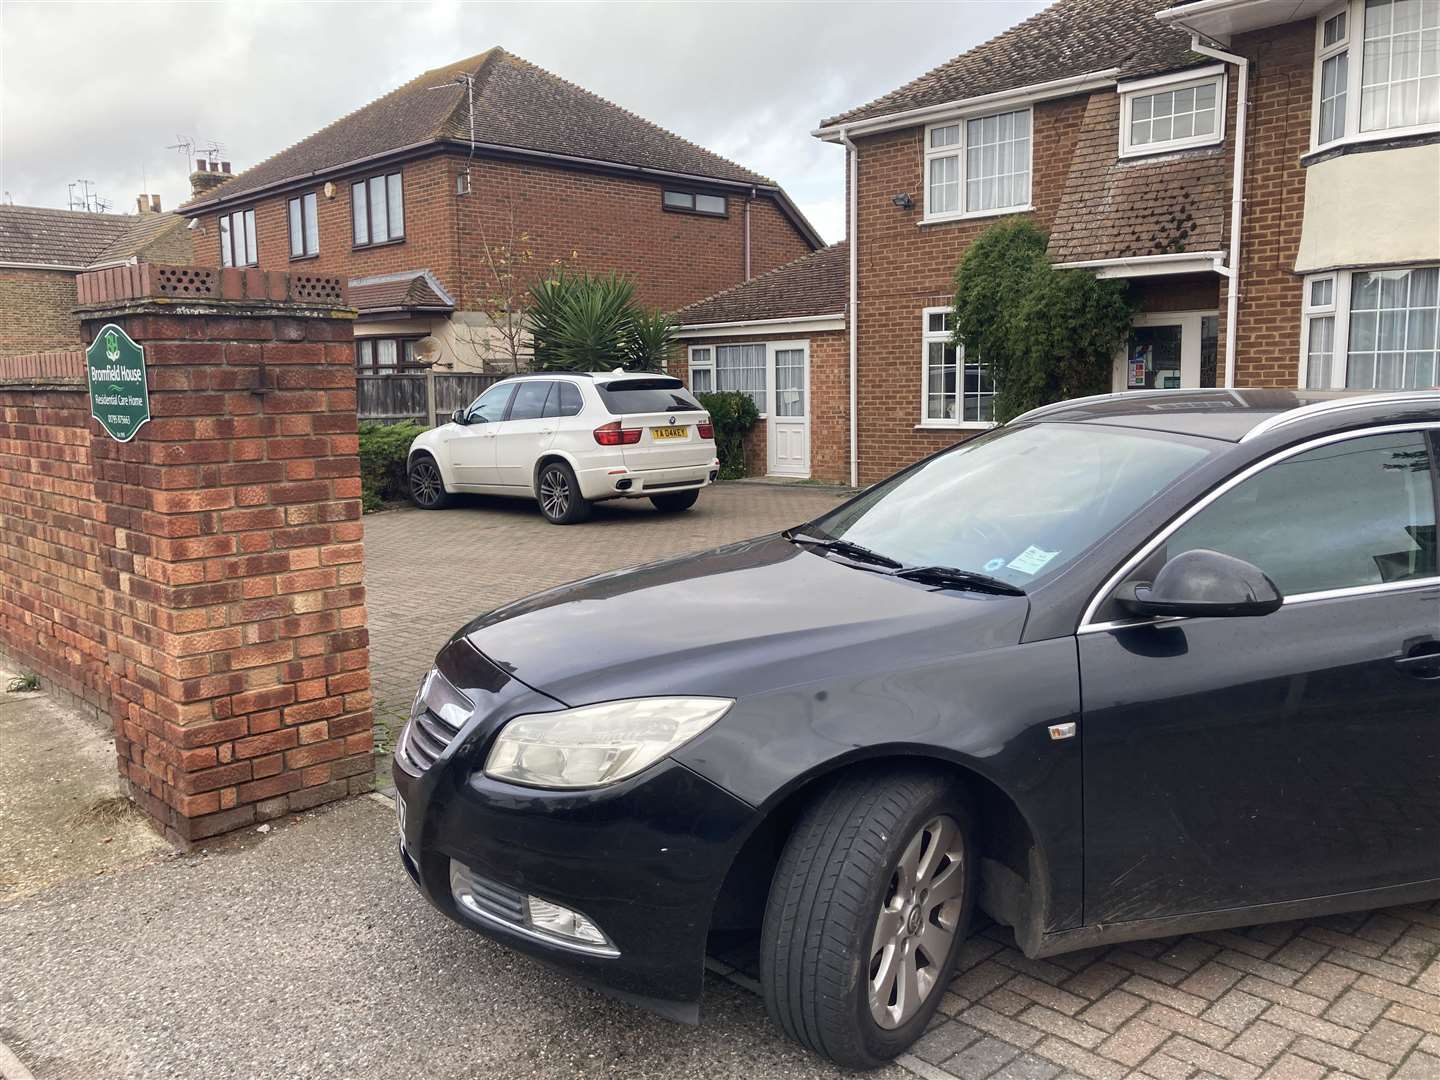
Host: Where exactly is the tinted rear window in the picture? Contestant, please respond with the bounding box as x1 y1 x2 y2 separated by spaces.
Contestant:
596 377 703 415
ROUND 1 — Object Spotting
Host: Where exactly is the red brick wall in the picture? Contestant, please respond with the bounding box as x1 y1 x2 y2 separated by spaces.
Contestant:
0 383 111 715
0 264 374 844
0 268 83 357
670 327 849 485
851 94 1088 484
190 152 815 316
1230 19 1315 386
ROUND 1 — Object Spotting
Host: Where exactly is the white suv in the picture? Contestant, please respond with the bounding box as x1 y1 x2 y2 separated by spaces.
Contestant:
406 371 719 524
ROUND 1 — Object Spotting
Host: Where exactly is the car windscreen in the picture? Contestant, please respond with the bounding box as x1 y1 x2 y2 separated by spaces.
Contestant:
809 423 1216 589
596 378 703 415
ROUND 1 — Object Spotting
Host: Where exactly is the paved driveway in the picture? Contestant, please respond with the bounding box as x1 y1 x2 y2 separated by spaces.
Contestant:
362 482 849 737
350 483 1440 1080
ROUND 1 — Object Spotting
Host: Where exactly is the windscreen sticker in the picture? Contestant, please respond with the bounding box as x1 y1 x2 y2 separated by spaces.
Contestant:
1006 546 1060 576
983 557 1006 573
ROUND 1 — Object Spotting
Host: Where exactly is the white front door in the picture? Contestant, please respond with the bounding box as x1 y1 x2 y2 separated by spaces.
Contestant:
1113 311 1219 392
768 344 810 477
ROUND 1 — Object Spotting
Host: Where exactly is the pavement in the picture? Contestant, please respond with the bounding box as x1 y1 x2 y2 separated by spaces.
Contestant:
3 484 1440 1079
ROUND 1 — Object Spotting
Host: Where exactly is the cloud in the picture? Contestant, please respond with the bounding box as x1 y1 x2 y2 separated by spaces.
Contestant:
1 0 1044 242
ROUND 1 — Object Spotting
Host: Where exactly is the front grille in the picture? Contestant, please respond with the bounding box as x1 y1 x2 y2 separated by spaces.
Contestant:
450 861 527 926
400 669 472 772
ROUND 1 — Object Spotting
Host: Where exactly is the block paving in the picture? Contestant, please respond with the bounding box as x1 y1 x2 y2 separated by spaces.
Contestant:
364 483 1440 1079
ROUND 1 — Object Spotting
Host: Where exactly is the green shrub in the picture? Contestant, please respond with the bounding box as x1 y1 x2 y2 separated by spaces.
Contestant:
358 421 426 511
697 391 760 479
952 218 1135 422
527 269 675 372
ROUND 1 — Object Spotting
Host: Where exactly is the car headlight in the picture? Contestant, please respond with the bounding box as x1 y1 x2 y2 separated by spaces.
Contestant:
484 697 733 789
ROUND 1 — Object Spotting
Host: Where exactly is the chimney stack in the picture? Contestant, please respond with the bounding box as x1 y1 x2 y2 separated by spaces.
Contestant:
136 193 164 215
150 194 162 213
189 159 234 199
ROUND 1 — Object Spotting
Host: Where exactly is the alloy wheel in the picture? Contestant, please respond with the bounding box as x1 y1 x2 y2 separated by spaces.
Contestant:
411 459 443 507
867 814 965 1029
540 468 571 520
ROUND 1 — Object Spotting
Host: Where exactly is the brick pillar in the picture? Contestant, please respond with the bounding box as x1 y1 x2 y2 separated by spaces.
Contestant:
76 263 372 844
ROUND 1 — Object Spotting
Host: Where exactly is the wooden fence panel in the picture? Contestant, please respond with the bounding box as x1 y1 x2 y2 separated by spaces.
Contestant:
356 372 503 427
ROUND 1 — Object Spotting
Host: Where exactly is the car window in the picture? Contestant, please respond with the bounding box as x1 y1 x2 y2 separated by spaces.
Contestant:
596 378 702 415
1166 430 1437 595
544 382 584 418
811 423 1215 588
468 383 515 424
509 381 553 421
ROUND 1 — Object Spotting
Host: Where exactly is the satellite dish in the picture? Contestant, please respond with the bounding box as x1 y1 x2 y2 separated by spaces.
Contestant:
323 181 336 199
412 336 443 367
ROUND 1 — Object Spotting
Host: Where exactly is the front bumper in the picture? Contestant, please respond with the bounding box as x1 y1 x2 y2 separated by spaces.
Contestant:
393 659 756 1019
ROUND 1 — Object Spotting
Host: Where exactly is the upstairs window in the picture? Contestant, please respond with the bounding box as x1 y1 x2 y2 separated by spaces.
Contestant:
219 208 257 268
352 172 404 246
288 192 319 259
663 190 727 216
1119 69 1226 157
1312 0 1440 149
923 108 1032 221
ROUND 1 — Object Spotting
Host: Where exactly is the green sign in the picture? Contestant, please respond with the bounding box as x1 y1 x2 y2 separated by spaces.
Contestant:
86 323 150 442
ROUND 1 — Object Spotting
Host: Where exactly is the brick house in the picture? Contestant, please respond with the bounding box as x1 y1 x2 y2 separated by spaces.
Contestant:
771 0 1438 486
671 242 849 483
179 47 821 377
0 199 193 357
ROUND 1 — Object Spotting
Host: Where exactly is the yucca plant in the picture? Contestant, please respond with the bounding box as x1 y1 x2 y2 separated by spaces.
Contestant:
527 270 674 373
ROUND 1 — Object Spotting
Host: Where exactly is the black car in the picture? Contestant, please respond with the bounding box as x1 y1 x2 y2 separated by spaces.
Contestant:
394 388 1440 1069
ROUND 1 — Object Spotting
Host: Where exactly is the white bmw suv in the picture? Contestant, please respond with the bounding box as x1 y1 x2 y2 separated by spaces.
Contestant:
406 370 719 524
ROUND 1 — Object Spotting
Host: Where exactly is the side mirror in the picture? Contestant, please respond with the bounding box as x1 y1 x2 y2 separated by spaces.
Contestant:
1117 549 1283 619
451 408 468 425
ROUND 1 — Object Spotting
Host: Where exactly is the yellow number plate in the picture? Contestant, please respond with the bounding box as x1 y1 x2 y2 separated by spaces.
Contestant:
651 426 688 441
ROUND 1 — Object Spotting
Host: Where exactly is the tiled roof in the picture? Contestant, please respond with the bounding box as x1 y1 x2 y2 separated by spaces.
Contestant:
821 0 1207 129
1047 91 1227 263
349 270 455 313
192 48 771 208
90 213 189 266
674 243 848 327
0 205 134 268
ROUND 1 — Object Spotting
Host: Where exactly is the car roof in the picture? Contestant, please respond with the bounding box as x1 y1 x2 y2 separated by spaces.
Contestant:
1013 388 1440 442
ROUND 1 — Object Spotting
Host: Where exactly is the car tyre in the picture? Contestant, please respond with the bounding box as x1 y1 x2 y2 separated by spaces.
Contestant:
760 769 975 1070
537 461 592 525
649 490 699 513
408 454 451 510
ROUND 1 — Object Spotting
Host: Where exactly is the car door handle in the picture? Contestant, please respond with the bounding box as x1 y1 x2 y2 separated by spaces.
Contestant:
1394 645 1440 679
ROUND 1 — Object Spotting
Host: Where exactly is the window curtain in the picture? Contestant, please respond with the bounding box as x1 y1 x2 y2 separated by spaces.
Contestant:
716 344 767 412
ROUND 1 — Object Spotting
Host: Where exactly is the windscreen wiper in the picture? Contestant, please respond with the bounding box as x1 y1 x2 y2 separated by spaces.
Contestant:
894 565 1027 596
782 528 903 569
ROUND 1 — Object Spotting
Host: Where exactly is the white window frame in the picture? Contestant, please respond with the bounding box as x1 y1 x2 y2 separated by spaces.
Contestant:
1308 0 1440 153
1297 265 1440 389
918 307 995 431
219 208 257 268
687 345 715 395
288 192 319 259
921 107 1033 225
1118 66 1228 158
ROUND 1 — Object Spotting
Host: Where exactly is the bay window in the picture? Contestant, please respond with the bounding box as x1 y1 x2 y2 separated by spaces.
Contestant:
219 208 257 268
921 308 993 427
923 108 1031 221
1312 0 1440 149
1301 266 1440 389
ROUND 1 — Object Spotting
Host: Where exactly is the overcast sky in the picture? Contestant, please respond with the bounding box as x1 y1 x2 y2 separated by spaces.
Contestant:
1 1 1046 243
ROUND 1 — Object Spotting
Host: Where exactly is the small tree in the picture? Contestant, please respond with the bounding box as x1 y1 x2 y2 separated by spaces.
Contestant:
527 269 676 372
952 219 1135 422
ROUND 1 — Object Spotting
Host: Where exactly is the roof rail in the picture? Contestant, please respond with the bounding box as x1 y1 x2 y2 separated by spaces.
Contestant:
1239 390 1440 442
1006 388 1201 426
495 370 595 380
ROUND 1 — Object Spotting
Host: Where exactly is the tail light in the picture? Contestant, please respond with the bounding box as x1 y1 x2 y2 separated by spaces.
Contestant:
593 421 641 446
697 420 714 440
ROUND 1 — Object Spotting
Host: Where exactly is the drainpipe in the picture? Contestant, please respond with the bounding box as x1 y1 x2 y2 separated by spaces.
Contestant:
744 187 755 279
840 128 859 488
1189 32 1249 389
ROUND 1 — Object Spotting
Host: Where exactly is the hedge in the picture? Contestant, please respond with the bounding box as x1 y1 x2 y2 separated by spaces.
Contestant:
696 391 760 480
358 421 426 511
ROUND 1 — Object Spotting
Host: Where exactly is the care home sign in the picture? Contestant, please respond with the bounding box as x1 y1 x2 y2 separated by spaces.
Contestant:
86 323 151 442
